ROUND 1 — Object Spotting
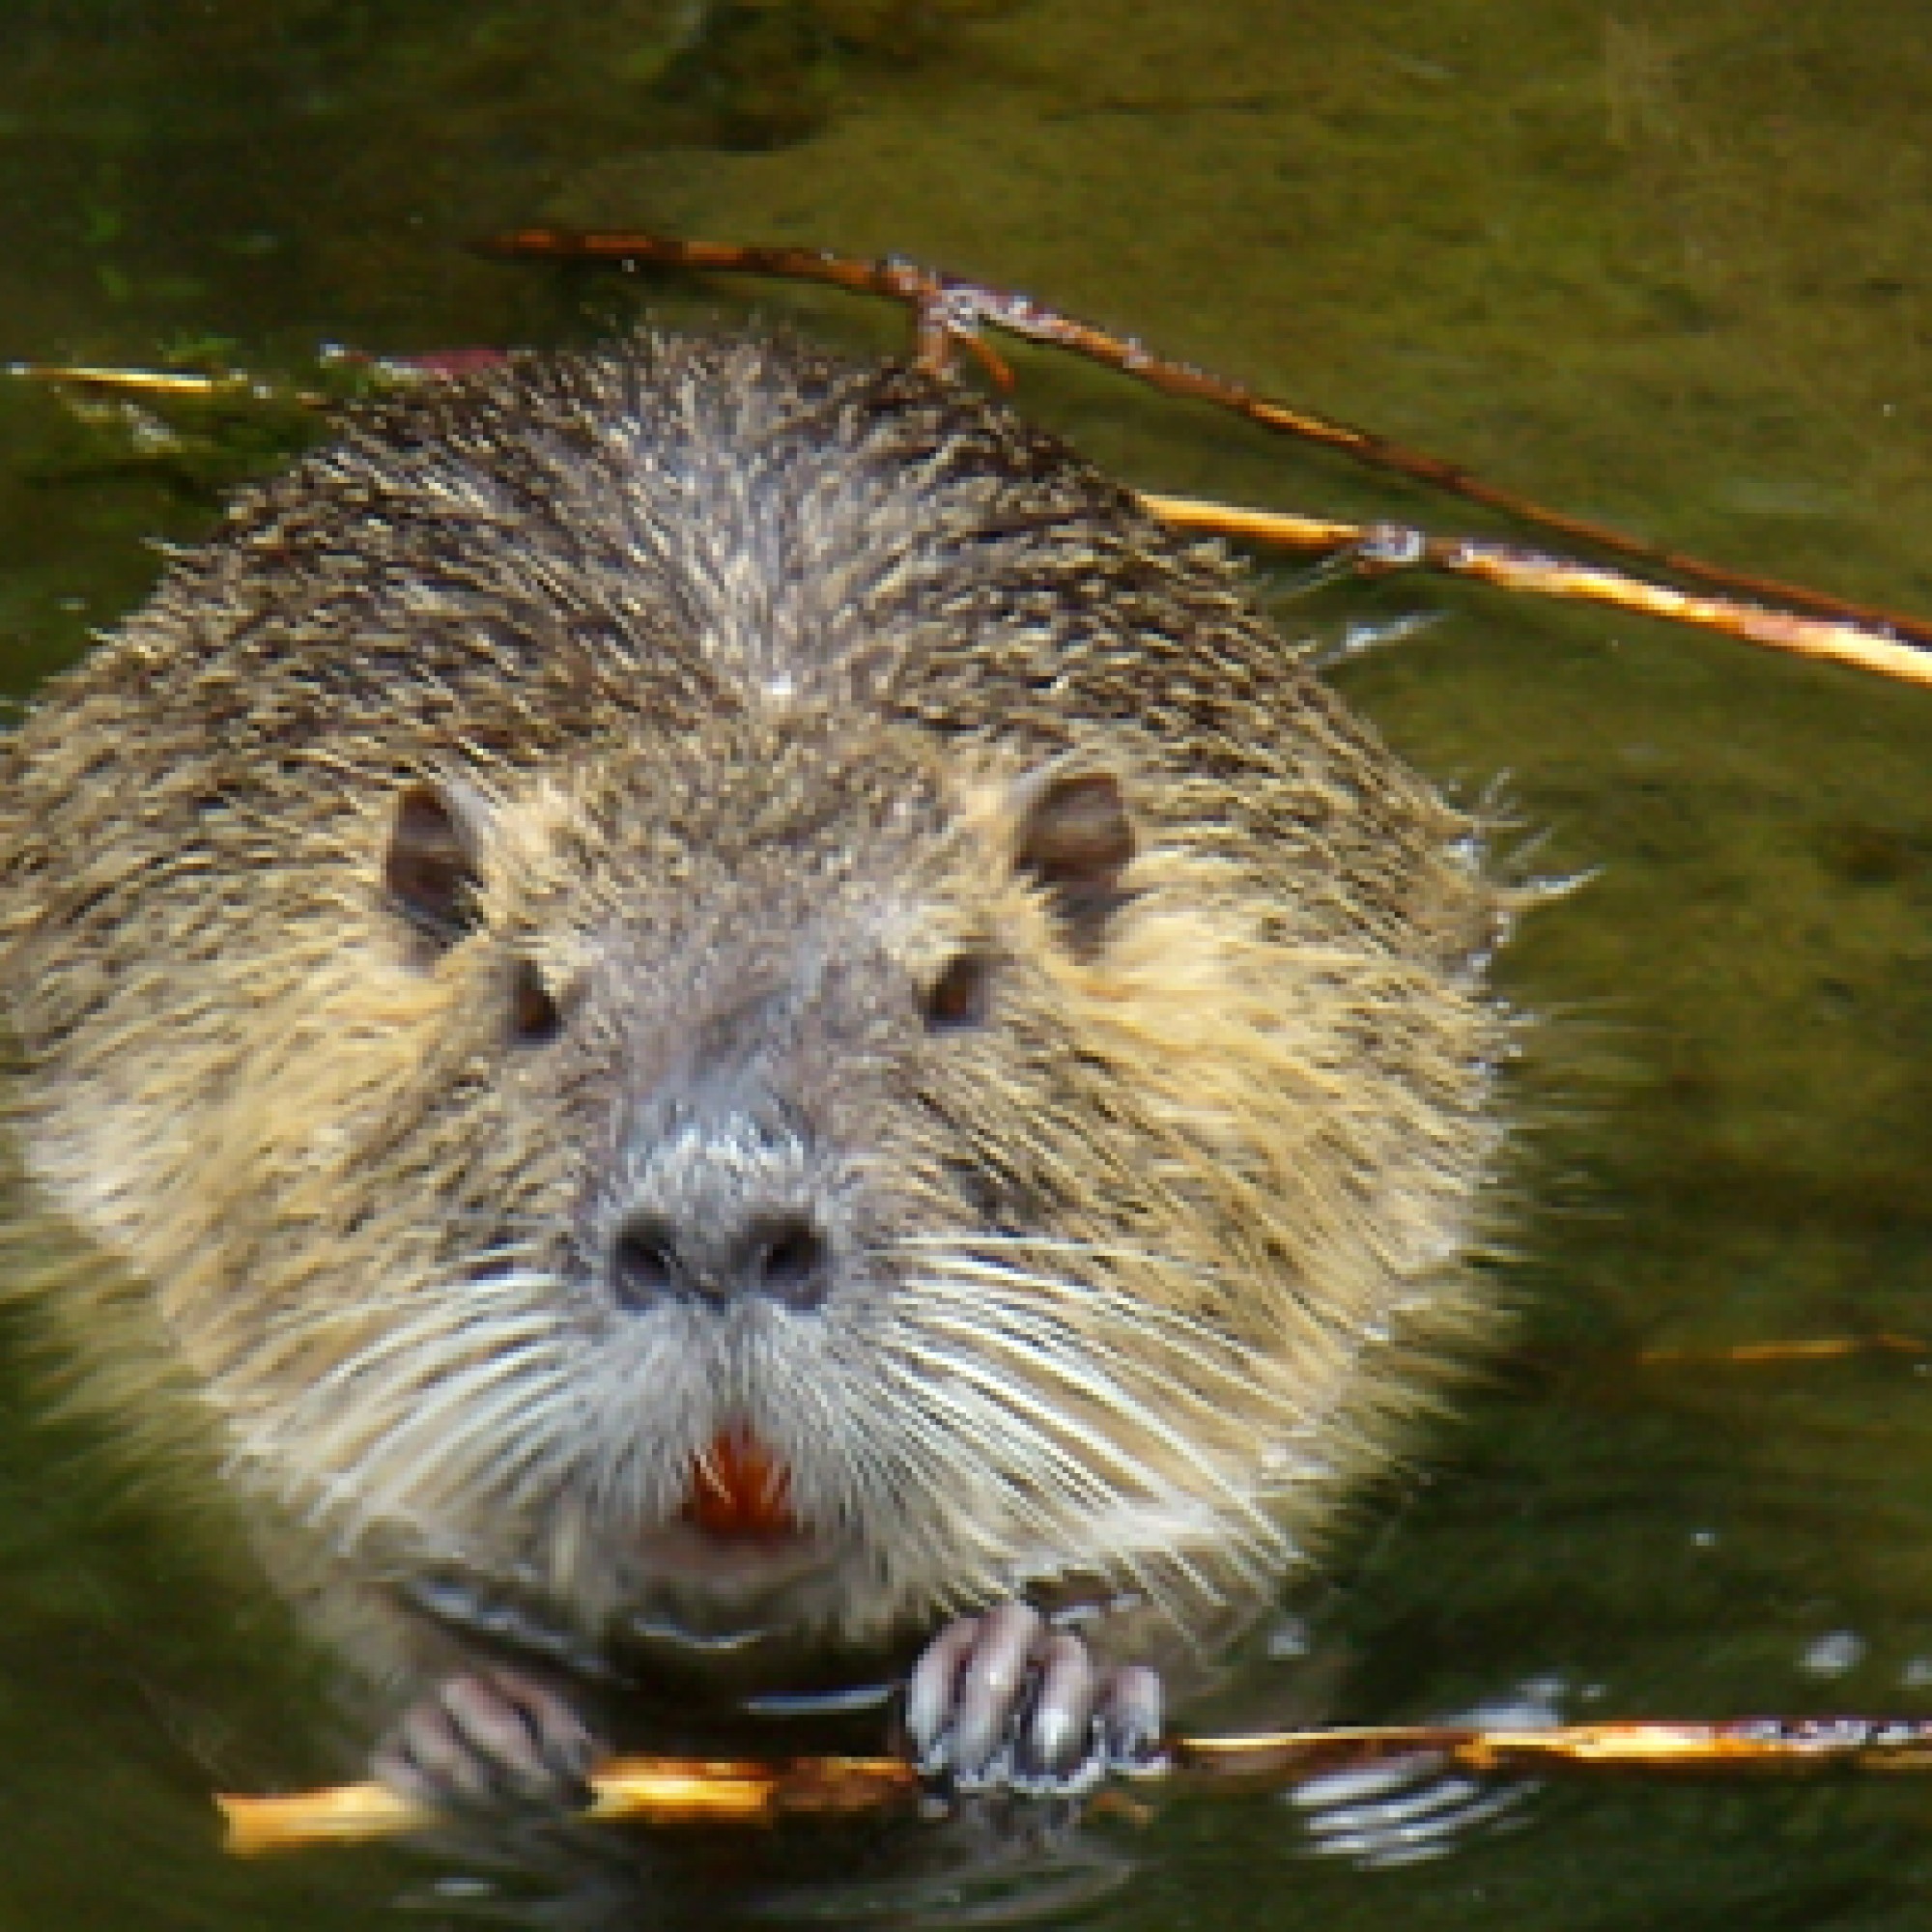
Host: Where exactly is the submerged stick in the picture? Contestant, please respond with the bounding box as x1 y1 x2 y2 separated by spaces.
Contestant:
477 226 1932 657
219 1716 1932 1856
1640 1332 1931 1365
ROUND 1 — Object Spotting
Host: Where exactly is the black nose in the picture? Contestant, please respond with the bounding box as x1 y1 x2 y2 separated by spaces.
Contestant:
610 1208 832 1313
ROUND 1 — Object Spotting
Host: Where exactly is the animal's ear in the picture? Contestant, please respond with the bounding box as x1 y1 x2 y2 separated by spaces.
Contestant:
1012 765 1136 953
384 779 488 949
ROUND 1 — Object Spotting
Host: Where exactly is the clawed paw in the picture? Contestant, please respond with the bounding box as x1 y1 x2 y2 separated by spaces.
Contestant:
903 1603 1165 1795
371 1664 602 1813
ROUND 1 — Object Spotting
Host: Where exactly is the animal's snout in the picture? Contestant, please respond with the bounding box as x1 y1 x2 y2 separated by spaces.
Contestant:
609 1204 833 1313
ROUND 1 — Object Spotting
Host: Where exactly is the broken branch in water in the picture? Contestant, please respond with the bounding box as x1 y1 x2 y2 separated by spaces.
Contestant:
1142 493 1932 689
219 1715 1932 1856
220 1752 919 1855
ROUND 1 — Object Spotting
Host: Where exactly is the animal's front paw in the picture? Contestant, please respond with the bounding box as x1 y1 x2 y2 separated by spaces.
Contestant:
904 1603 1164 1794
371 1665 601 1813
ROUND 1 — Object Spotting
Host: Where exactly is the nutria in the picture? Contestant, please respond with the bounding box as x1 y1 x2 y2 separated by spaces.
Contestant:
0 331 1507 1804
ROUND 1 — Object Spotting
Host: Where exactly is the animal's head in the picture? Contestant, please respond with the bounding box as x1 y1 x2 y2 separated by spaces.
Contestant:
190 697 1469 1656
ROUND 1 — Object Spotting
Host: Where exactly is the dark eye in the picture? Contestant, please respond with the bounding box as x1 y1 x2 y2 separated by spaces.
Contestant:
509 958 563 1044
923 951 994 1034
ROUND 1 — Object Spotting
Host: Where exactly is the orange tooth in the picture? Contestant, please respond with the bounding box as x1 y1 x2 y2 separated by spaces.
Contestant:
684 1427 795 1537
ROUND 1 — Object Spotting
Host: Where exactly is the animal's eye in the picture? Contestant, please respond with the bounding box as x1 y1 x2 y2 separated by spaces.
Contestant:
509 958 563 1045
923 951 994 1034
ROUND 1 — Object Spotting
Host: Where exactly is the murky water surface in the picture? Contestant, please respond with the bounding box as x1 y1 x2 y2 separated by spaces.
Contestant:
3 2 1931 1924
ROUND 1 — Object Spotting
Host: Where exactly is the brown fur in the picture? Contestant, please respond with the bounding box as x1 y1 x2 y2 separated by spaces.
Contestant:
0 333 1509 1692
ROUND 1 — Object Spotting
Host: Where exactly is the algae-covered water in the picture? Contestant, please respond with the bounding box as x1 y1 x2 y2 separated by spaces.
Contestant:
3 2 1932 1925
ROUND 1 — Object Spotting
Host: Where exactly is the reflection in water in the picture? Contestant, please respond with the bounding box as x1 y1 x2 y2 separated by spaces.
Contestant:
1289 1687 1552 1872
377 1801 1141 1931
1294 1761 1530 1873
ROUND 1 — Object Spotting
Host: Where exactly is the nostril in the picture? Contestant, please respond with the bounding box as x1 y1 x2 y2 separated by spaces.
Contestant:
610 1214 682 1311
610 1208 832 1312
746 1215 830 1311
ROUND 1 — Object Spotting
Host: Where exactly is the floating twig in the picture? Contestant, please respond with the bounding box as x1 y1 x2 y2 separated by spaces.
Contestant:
220 1752 919 1856
219 1715 1932 1856
4 361 302 403
1640 1332 1931 1366
1143 494 1932 690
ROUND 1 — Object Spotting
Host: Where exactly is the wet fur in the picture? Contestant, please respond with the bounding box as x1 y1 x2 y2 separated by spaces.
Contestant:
0 334 1508 1693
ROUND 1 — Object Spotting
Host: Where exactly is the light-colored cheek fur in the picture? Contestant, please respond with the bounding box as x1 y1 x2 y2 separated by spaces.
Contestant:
5 860 557 1543
834 837 1500 1641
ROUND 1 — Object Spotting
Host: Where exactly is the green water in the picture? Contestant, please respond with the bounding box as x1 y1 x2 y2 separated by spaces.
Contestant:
3 0 1931 1923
